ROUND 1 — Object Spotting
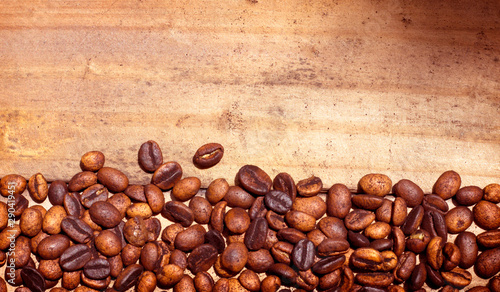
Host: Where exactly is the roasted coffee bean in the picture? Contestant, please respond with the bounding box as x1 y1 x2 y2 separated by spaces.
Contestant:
392 197 407 226
61 215 93 243
484 183 500 203
364 222 391 240
19 207 43 237
401 205 424 235
285 210 316 232
318 216 347 239
80 184 108 208
81 273 111 290
59 244 92 271
62 270 82 290
244 217 269 250
0 174 26 197
265 190 293 214
108 255 123 278
317 237 350 257
348 230 370 248
352 194 385 210
370 238 393 251
21 266 46 292
114 264 144 292
144 217 162 241
442 242 461 271
84 258 111 280
204 229 226 253
174 275 196 292
441 267 472 289
194 271 215 292
358 173 392 196
426 264 445 288
473 200 500 230
225 207 251 234
189 196 212 224
157 264 184 288
138 140 163 172
380 250 398 272
408 263 427 290
246 249 274 273
7 236 30 268
120 244 141 266
42 205 67 235
477 229 500 248
221 242 248 274
0 225 21 250
193 142 224 169
327 183 352 219
111 220 127 249
307 228 328 247
296 269 319 290
292 196 327 220
267 263 298 286
489 275 500 292
28 173 48 203
475 247 500 279
223 185 255 209
291 239 315 270
89 201 122 228
144 184 164 214
273 172 297 202
238 269 261 292
318 268 342 290
466 287 491 292
392 179 424 207
351 247 383 271
206 178 229 204
236 164 273 196
62 192 82 218
151 161 183 190
80 150 105 172
423 194 449 214
97 167 129 193
0 201 8 230
406 229 431 254
445 206 473 234
95 229 122 256
455 232 478 269
188 244 218 274
271 241 293 264
249 196 267 220
277 228 306 244
455 185 483 206
140 241 169 272
421 209 448 241
124 184 147 202
13 194 29 217
170 249 188 270
136 270 157 292
175 224 206 252
266 210 287 230
433 170 461 200
312 254 345 274
393 251 416 282
172 177 201 202
127 202 153 218
38 234 71 260
376 199 393 223
296 176 322 197
123 216 148 247
355 272 394 288
345 209 376 231
162 201 194 227
261 275 281 292
68 171 97 192
161 223 184 250
427 236 445 270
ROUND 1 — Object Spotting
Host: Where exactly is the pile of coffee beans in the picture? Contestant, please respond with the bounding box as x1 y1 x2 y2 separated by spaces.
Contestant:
0 140 499 292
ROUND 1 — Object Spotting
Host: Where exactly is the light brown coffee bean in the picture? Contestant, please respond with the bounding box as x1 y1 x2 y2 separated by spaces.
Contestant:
172 177 201 202
427 236 445 270
442 242 461 271
194 272 215 292
455 231 478 269
355 272 394 288
89 201 123 228
143 184 164 214
68 171 97 192
441 267 472 289
473 200 500 230
406 229 431 254
484 183 500 203
238 269 261 292
224 186 255 209
375 199 393 223
8 236 31 268
433 170 461 200
326 183 352 219
20 207 43 237
80 151 105 172
393 179 424 207
161 223 184 250
221 242 248 274
121 244 142 266
175 224 206 252
28 173 48 203
296 176 323 197
124 216 149 247
29 231 49 254
95 229 122 257
271 241 293 264
206 178 229 204
285 211 316 232
0 174 26 197
124 184 147 202
0 202 8 230
42 205 67 235
189 196 212 224
97 167 129 193
292 196 326 219
62 270 82 290
351 247 383 272
247 249 274 274
445 206 473 234
0 225 21 250
136 270 157 292
266 210 287 230
352 194 385 210
477 229 500 248
162 201 194 227
344 209 376 231
364 222 391 240
391 197 407 226
317 237 350 257
455 186 483 206
358 173 392 196
261 275 281 292
127 202 153 219
225 207 251 234
39 259 63 281
38 234 71 260
318 217 347 239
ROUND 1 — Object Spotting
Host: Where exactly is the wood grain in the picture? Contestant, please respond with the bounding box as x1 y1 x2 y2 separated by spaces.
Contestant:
0 0 499 287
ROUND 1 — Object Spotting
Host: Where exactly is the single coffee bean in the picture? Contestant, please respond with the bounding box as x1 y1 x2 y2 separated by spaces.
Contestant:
291 239 315 270
174 275 196 292
60 244 92 271
194 271 215 292
140 241 169 272
455 232 478 269
352 194 385 210
121 244 142 266
138 140 163 173
124 184 147 202
370 238 393 251
267 263 298 286
151 161 183 190
265 190 293 214
108 255 123 278
445 206 473 234
423 194 449 214
193 142 224 169
162 200 194 227
357 173 392 196
441 267 472 289
246 249 274 273
285 210 316 232
61 215 94 243
89 201 122 228
0 225 21 250
317 237 350 257
19 207 43 237
296 269 319 291
406 229 431 254
7 236 30 268
189 196 212 224
273 172 297 202
84 258 111 280
38 234 71 260
489 275 500 292
205 229 226 253
238 269 261 292
477 229 500 248
236 164 272 196
266 210 287 230
355 272 394 288
114 264 144 292
21 267 46 292
392 197 407 226
350 247 383 271
484 183 500 203
344 209 376 232
81 273 111 290
296 175 323 197
156 264 185 288
326 183 352 219
80 184 108 208
312 254 345 275
473 200 500 230
248 196 267 220
393 251 416 282
261 275 281 292
318 216 347 239
408 263 427 290
13 193 29 217
62 270 82 290
292 195 326 220
277 228 307 244
0 174 26 197
426 264 445 288
376 199 393 223
225 207 251 234
126 202 153 219
136 270 157 292
224 186 255 209
380 250 398 272
401 205 424 235
123 216 149 247
68 171 97 192
161 222 184 250
111 220 127 249
143 183 164 214
475 247 500 279
455 185 483 206
175 224 206 252
63 192 84 218
42 205 67 235
364 222 391 240
28 173 48 203
442 242 461 271
307 228 328 247
348 230 370 248
421 209 448 241
95 229 122 256
433 170 461 200
427 236 445 270
245 217 269 250
80 150 105 172
271 241 293 264
206 178 229 204
172 177 201 202
393 179 424 207
221 242 249 274
97 167 129 193
47 180 68 206
319 268 342 290
187 244 218 274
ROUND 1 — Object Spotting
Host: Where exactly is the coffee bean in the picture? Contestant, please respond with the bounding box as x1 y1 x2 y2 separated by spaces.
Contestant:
427 236 445 270
68 171 97 192
13 193 29 217
205 229 226 253
273 172 297 202
318 216 347 239
97 167 129 193
224 186 255 209
358 173 392 196
175 224 206 252
38 234 71 260
351 247 383 271
266 210 287 230
247 249 274 273
484 183 500 203
401 205 424 235
307 228 328 247
370 238 393 251
249 196 267 220
364 222 391 240
89 201 122 228
236 165 272 196
345 209 376 232
95 229 122 256
221 242 248 274
285 210 316 232
162 200 194 227
188 244 218 274
433 170 461 200
127 202 153 219
441 267 472 289
61 215 94 243
136 270 157 292
409 263 427 290
174 275 196 292
151 161 183 190
194 271 215 292
477 229 500 248
445 206 473 234
326 183 352 219
312 254 345 274
84 258 111 280
189 196 212 224
80 184 108 208
193 142 224 169
245 217 269 250
114 264 144 292
355 272 394 288
172 176 201 202
475 247 500 279
19 207 43 237
238 269 261 292
291 239 315 270
455 185 483 206
81 273 111 290
21 267 46 292
352 194 385 210
63 192 84 218
296 175 323 197
421 209 448 241
80 150 105 172
426 264 445 288
442 242 461 271
60 244 92 271
276 228 306 245
473 200 500 230
206 178 229 204
271 241 293 264
393 251 416 282
0 174 26 197
157 264 184 289
391 197 407 226
455 231 478 269
225 207 251 234
42 205 67 235
348 230 370 248
261 275 281 292
138 140 163 172
265 190 293 214
267 263 298 286
406 229 431 254
393 179 424 207
292 195 327 220
423 194 449 214
27 173 48 203
317 237 350 257
376 199 393 223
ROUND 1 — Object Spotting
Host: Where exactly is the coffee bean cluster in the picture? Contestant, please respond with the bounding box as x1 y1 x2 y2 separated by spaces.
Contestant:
0 140 499 292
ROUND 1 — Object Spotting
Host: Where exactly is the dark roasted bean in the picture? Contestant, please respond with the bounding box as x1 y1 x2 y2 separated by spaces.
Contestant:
193 142 224 169
236 165 272 196
138 140 164 172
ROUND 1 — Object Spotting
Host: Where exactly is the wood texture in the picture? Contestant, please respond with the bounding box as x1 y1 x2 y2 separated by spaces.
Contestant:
0 0 499 288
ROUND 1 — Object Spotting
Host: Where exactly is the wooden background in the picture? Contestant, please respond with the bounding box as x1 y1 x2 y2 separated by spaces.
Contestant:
0 0 499 289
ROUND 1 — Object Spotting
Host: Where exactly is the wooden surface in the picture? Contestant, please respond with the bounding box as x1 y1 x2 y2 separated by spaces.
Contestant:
0 0 499 289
